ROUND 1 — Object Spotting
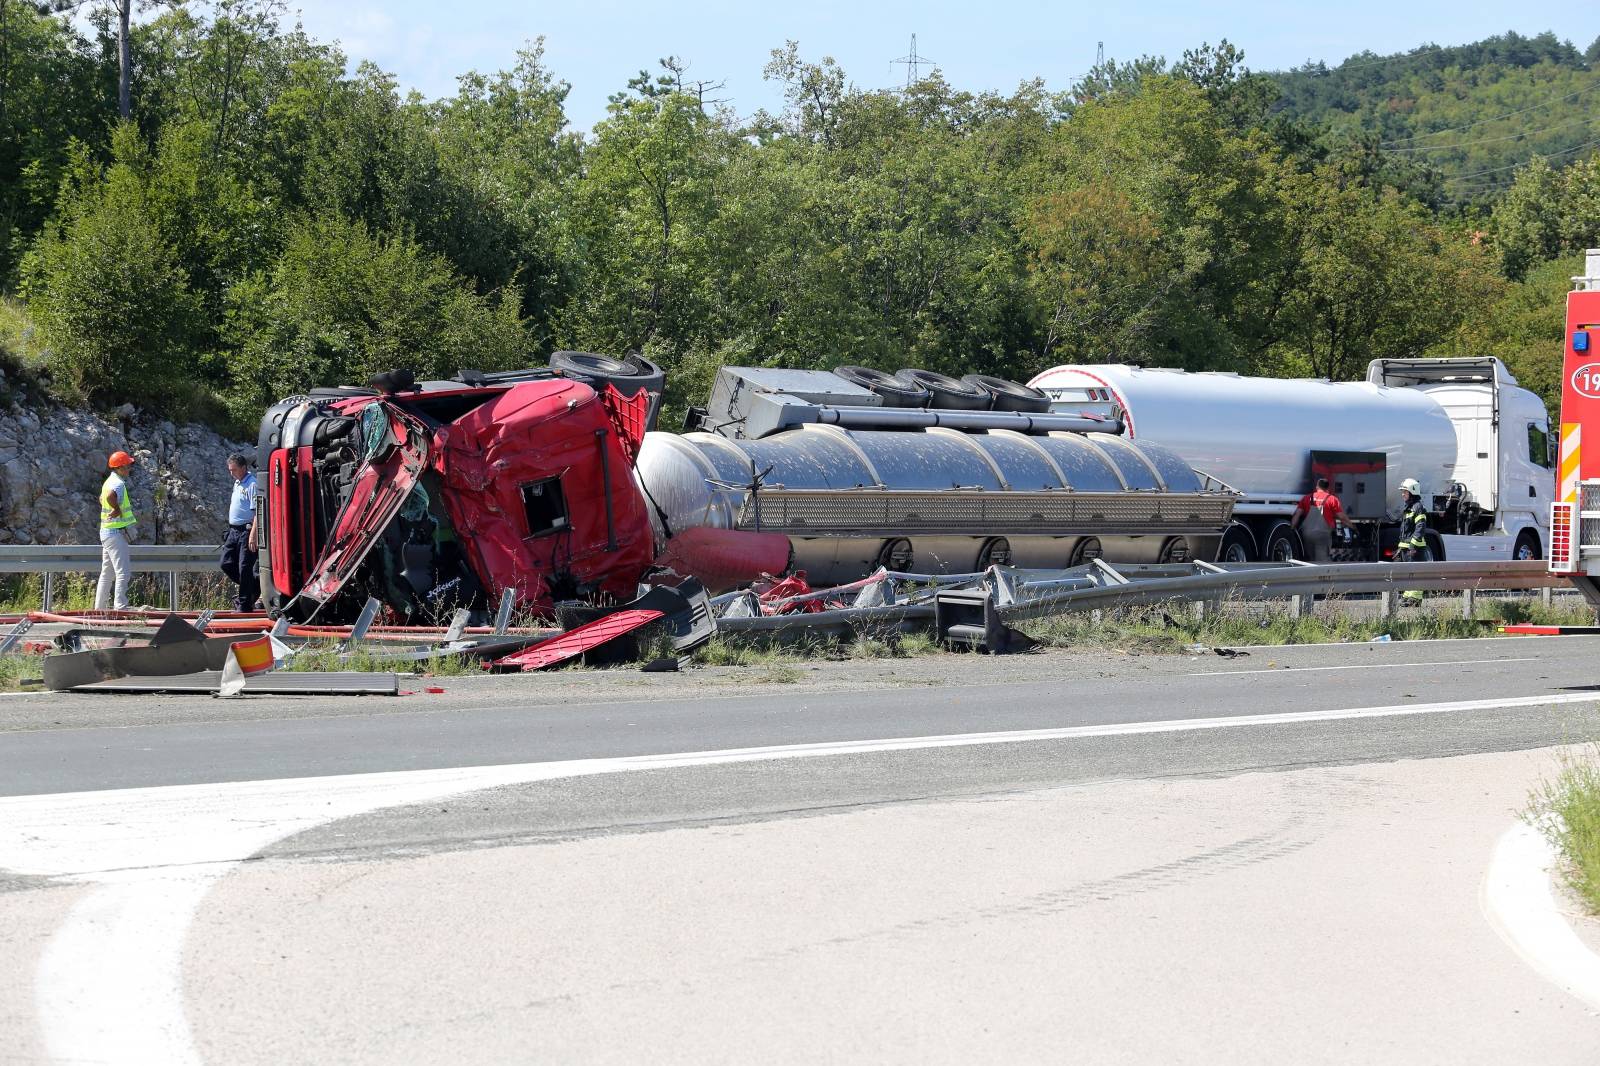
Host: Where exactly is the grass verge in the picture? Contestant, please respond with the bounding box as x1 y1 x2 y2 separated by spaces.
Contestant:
1529 750 1600 913
0 654 39 692
282 645 478 676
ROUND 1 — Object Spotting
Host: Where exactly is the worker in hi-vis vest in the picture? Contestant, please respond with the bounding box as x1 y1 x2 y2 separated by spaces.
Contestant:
97 450 137 611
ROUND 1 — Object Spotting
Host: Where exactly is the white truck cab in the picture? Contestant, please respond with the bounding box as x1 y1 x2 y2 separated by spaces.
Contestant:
1366 358 1552 561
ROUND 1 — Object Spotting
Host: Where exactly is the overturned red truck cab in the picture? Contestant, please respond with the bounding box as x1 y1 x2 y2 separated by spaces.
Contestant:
256 361 667 623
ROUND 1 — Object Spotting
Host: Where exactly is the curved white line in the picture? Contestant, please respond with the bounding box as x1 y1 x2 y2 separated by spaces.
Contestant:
1482 821 1600 1010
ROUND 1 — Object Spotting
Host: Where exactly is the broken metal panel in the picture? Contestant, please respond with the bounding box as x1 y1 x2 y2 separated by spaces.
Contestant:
490 609 665 672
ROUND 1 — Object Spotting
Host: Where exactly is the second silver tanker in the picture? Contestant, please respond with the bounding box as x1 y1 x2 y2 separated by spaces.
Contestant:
1030 358 1553 562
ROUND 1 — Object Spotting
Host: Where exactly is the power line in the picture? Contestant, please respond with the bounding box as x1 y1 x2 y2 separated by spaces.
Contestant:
1380 78 1600 146
1382 108 1600 153
1444 133 1600 181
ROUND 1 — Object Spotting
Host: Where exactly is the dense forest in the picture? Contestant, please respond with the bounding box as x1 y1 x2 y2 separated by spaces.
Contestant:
2 4 1599 433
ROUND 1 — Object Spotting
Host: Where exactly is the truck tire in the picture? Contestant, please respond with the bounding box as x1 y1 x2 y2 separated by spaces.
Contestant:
1264 522 1300 563
1216 523 1256 564
834 366 930 408
549 351 666 400
549 350 666 429
894 369 992 410
1068 537 1102 566
1158 537 1191 563
1513 529 1541 561
976 536 1012 568
1424 529 1447 562
960 374 1051 413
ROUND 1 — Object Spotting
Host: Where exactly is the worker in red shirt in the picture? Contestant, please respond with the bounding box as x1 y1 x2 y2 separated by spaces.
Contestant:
1291 477 1351 563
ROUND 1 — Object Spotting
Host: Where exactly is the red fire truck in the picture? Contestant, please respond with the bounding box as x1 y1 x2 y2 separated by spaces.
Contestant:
1547 250 1600 595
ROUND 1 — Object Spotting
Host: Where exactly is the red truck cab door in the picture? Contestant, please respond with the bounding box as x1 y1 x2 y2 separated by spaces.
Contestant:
297 400 432 606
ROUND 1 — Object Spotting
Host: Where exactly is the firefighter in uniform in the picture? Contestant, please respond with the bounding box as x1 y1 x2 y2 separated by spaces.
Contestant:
1394 477 1429 604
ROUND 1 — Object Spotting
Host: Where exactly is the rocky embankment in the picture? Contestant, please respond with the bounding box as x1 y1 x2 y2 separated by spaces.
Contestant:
0 397 253 545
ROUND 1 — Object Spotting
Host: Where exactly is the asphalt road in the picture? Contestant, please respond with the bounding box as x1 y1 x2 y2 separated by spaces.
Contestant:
2 634 1598 796
3 635 1600 1063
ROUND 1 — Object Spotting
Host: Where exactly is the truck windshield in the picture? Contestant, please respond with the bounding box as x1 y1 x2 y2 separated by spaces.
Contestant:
361 403 393 461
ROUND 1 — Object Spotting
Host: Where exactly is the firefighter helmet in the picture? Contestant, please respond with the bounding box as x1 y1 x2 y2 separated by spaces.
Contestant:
1398 477 1420 496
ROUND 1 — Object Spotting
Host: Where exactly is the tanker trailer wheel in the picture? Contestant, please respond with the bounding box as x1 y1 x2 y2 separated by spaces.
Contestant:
1425 529 1447 562
961 374 1051 413
1158 537 1191 564
1264 522 1300 563
1068 537 1102 567
976 537 1012 569
1513 529 1541 561
894 369 992 411
876 537 914 573
1216 523 1257 564
835 366 930 408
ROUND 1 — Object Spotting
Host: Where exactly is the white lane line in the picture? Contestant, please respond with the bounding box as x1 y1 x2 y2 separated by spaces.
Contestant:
1482 821 1600 1011
8 688 1600 1065
1219 634 1558 651
1186 656 1537 677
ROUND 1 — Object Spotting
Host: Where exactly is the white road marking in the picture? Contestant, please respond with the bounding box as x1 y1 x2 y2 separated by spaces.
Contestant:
1186 656 1537 677
7 688 1600 1064
1482 821 1600 1011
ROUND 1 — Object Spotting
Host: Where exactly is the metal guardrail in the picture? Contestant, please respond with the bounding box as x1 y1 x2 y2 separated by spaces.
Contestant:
0 544 220 611
716 559 1583 641
991 559 1568 621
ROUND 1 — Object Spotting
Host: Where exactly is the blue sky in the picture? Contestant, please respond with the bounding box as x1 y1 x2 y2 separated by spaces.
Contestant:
280 1 1600 131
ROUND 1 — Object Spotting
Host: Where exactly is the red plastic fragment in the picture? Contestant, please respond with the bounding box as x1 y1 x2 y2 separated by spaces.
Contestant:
490 609 665 672
759 571 825 614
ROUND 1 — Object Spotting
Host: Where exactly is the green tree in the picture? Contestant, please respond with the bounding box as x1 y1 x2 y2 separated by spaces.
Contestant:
559 81 732 355
1279 182 1504 380
21 131 203 406
1492 158 1567 280
224 214 528 421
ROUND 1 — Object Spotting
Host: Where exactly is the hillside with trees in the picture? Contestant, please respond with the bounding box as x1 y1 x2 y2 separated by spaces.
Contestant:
1268 31 1600 206
0 5 1594 432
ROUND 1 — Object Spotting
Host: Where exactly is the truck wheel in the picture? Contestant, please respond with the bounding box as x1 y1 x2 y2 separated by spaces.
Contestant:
835 365 930 408
876 537 914 572
1068 537 1102 566
960 374 1051 413
1424 529 1447 562
894 369 992 411
1513 529 1541 561
976 536 1012 568
1217 524 1256 564
549 351 666 399
1158 537 1191 563
1264 523 1299 563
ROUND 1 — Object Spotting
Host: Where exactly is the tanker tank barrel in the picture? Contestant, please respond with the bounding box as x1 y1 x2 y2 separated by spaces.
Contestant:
810 406 1122 435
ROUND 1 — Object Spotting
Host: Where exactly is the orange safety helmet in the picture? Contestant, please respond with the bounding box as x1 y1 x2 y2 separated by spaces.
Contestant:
107 450 134 469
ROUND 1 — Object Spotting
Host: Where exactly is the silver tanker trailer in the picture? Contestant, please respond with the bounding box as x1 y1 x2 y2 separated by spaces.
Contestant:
636 366 1237 584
